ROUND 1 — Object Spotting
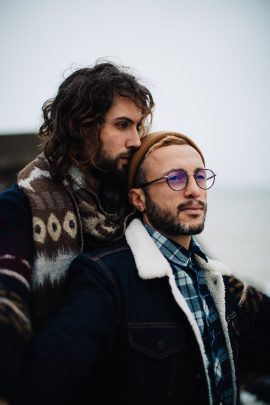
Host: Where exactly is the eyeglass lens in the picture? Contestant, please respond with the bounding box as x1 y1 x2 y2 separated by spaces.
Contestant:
167 169 215 190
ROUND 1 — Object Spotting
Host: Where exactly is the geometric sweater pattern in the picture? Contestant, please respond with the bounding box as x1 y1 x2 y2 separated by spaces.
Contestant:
17 153 132 288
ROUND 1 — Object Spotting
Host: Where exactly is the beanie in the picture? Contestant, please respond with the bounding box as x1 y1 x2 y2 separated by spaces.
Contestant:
128 131 205 189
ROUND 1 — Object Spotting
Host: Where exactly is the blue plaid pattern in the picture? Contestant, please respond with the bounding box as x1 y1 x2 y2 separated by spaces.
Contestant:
145 225 233 405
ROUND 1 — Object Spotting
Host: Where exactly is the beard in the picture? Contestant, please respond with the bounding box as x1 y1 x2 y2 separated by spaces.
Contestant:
91 148 136 191
89 147 137 213
144 192 207 237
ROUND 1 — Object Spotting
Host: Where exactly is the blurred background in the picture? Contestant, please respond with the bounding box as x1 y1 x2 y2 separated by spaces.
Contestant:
0 0 269 288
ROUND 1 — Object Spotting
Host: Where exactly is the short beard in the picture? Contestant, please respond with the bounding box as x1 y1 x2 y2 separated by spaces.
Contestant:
91 149 131 192
93 156 128 184
89 150 132 214
144 192 206 237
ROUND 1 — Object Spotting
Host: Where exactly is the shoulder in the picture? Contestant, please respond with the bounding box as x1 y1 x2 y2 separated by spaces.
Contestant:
85 237 131 261
0 182 28 200
0 183 31 213
75 237 132 269
0 183 34 263
17 154 49 180
67 238 133 282
223 274 270 319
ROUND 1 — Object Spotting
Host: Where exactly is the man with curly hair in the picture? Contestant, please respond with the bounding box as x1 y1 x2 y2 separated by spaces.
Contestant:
0 61 154 399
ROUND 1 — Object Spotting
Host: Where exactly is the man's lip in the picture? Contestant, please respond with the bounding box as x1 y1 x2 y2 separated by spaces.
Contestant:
179 204 205 214
180 207 204 216
178 200 205 209
181 206 203 211
119 154 132 161
119 157 130 163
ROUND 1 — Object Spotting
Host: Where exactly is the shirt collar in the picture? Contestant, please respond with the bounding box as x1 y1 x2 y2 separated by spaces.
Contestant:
144 223 208 266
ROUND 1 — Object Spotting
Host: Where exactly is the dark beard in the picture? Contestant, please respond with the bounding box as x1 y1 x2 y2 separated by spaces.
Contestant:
145 192 206 236
90 150 132 215
91 147 137 192
91 157 128 189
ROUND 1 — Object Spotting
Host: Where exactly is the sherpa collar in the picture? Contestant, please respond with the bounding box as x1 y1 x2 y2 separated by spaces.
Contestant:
125 218 231 281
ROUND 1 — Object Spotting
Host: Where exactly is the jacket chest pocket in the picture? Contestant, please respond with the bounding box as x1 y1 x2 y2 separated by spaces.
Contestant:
125 323 188 403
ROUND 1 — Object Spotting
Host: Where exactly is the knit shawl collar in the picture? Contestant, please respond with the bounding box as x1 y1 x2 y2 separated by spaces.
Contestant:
17 154 133 286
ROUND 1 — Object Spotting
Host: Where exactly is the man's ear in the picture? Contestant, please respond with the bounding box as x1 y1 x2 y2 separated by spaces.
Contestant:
128 188 146 212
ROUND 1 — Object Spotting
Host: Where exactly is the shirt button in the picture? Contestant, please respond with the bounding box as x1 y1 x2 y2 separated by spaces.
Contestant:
156 340 166 352
195 373 202 380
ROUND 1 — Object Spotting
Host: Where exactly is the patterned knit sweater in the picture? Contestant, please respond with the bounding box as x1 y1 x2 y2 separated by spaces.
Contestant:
0 154 134 338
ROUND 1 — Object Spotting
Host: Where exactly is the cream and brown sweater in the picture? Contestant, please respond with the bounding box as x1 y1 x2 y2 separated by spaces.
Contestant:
15 154 134 324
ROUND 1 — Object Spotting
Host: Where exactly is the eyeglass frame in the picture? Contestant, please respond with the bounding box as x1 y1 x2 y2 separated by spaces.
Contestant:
135 168 216 191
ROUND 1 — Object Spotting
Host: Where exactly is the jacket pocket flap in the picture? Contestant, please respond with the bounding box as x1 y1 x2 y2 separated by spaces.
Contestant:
127 323 186 360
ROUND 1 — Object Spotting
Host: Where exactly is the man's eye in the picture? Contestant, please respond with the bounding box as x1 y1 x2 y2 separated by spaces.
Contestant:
172 173 185 181
196 174 205 180
169 175 180 181
117 121 129 129
195 170 206 180
168 171 186 183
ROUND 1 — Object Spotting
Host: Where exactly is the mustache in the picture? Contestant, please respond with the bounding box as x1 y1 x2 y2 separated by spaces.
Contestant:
118 150 136 160
94 151 134 171
177 200 206 212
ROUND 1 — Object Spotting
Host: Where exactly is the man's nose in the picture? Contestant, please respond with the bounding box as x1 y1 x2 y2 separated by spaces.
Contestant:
126 128 141 149
183 175 201 198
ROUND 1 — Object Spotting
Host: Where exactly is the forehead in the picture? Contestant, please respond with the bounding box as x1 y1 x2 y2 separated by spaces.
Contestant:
105 95 142 120
144 144 204 175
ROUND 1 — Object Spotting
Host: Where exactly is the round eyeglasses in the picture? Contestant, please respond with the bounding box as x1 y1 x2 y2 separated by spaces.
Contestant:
137 168 216 191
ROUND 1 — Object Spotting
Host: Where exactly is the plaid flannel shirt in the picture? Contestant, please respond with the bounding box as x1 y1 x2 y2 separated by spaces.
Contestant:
145 224 233 405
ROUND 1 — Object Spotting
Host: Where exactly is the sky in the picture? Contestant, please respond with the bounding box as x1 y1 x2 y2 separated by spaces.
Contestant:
0 0 270 286
0 0 270 188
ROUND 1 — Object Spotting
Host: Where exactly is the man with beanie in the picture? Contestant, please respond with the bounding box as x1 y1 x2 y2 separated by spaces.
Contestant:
8 131 270 405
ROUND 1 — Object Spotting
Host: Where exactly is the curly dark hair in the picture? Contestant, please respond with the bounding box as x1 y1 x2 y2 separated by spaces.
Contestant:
39 61 154 178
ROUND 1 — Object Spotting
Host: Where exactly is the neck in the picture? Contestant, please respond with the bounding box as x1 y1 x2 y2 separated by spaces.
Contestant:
84 171 101 194
166 234 191 250
143 217 191 250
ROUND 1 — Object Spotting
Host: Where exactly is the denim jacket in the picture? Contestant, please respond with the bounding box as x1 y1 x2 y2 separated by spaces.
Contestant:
13 219 270 405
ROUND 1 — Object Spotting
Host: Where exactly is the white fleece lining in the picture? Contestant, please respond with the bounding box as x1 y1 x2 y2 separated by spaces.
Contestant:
199 257 237 405
125 219 171 279
125 218 237 405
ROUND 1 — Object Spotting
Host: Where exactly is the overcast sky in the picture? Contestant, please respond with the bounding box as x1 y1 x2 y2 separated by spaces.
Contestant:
1 0 269 188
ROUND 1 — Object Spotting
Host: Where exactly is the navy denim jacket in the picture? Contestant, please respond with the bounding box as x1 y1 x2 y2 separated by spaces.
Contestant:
12 230 270 405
